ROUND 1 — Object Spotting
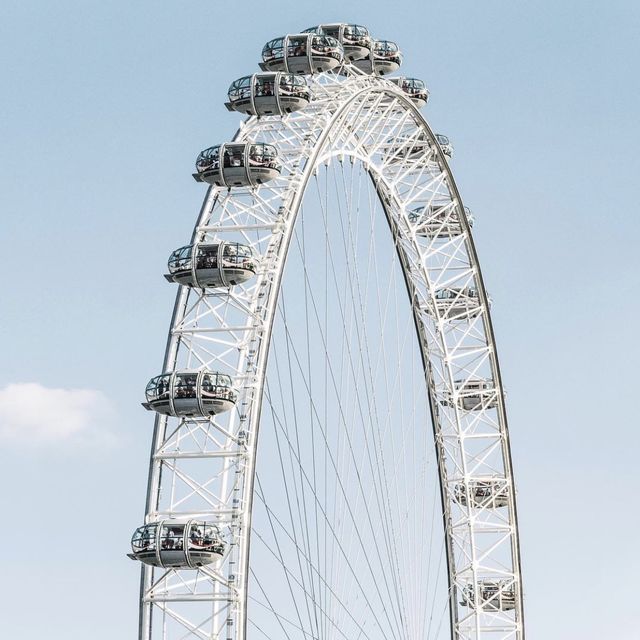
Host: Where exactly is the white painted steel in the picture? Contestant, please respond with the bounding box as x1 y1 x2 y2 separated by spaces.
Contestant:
136 59 524 640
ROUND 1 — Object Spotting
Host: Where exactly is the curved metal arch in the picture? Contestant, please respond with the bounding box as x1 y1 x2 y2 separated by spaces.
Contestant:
138 70 523 640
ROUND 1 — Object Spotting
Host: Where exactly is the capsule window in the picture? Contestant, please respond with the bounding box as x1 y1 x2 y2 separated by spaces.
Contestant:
287 36 307 58
175 374 198 399
168 246 193 273
311 35 339 57
222 243 240 260
404 78 425 92
229 76 252 101
255 76 276 97
263 39 285 60
146 374 171 402
196 147 220 173
249 144 265 164
376 41 398 56
201 373 233 401
343 24 369 44
279 74 306 95
159 524 185 551
188 524 222 552
195 245 218 270
223 145 245 168
132 524 157 552
262 145 277 163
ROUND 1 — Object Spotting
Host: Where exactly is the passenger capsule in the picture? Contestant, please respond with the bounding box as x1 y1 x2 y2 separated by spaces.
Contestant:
353 40 402 75
128 520 225 568
443 379 498 412
435 133 453 158
433 286 481 320
260 34 344 75
226 73 310 116
408 204 473 238
454 479 509 508
303 23 372 61
193 143 281 188
165 242 256 288
143 371 237 417
461 580 516 611
389 77 429 108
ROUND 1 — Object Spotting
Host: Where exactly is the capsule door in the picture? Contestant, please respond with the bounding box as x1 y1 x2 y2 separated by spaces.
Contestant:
158 523 187 568
253 74 279 115
193 244 223 287
172 373 200 416
222 144 247 186
285 36 310 74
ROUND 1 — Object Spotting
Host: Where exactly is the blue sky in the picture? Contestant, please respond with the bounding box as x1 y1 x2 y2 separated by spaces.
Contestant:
1 1 639 638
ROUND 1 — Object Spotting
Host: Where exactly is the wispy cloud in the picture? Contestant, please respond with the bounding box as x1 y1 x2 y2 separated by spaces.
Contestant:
0 382 117 447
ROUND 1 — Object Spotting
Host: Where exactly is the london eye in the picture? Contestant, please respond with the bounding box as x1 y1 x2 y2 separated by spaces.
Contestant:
130 22 524 640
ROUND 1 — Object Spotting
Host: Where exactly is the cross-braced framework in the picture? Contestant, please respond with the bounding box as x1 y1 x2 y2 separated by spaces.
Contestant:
134 40 524 640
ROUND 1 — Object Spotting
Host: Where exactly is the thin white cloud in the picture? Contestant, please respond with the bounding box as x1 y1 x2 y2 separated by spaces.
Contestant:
0 382 117 447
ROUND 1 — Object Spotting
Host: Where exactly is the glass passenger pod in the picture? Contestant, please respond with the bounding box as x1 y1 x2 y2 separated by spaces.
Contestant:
448 378 498 412
260 34 344 75
389 77 429 108
454 479 509 508
353 40 402 75
165 242 256 288
128 520 226 568
193 143 281 188
461 580 517 611
408 203 473 238
303 24 372 61
143 371 237 417
225 73 310 116
433 286 481 320
435 133 453 158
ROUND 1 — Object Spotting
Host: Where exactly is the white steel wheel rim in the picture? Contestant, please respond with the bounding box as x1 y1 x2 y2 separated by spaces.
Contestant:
138 68 524 640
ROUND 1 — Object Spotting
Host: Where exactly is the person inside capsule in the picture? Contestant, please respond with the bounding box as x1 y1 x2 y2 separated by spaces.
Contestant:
160 524 184 550
201 373 234 401
175 374 197 399
263 39 284 61
224 147 243 168
137 525 156 550
376 40 400 60
259 79 274 96
197 245 218 270
343 24 369 45
288 37 306 58
279 74 306 96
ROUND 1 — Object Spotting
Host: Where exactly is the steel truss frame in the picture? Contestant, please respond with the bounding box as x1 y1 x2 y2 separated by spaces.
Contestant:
138 64 524 640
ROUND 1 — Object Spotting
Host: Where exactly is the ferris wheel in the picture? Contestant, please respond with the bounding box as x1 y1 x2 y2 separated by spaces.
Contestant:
129 22 524 640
